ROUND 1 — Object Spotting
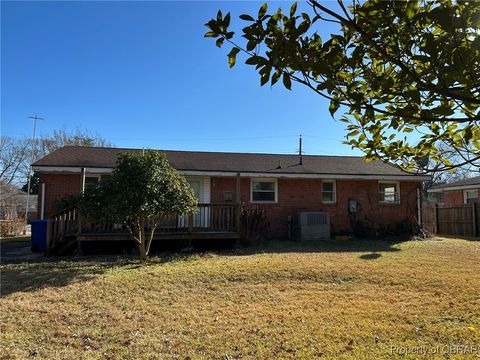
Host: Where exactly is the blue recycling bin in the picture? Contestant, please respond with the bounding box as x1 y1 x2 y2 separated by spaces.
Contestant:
30 219 47 253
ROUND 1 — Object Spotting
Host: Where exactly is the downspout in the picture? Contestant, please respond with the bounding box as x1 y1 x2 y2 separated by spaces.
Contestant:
80 167 86 193
40 183 45 219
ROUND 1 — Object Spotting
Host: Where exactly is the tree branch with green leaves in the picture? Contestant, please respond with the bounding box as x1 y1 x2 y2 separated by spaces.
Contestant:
205 0 480 173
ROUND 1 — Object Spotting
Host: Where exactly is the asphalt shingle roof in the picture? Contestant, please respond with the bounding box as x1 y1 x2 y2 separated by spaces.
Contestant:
429 176 480 190
32 146 426 178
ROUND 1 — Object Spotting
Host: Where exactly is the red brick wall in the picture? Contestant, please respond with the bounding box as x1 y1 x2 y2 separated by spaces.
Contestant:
38 172 421 238
38 173 81 218
443 189 480 205
211 177 421 238
443 190 463 205
211 177 238 203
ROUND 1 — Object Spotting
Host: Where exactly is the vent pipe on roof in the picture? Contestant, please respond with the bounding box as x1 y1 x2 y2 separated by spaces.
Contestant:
299 135 303 165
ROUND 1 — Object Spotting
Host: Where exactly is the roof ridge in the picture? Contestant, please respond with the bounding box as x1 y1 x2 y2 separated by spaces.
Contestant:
430 175 480 188
59 145 365 159
32 145 429 179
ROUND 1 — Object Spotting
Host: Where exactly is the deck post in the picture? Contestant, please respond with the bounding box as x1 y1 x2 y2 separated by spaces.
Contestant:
236 172 241 203
236 172 241 246
472 202 477 237
76 211 83 255
188 213 193 247
188 214 193 233
77 213 82 234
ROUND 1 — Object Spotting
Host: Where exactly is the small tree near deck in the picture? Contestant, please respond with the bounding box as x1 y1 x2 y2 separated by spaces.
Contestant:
80 151 198 259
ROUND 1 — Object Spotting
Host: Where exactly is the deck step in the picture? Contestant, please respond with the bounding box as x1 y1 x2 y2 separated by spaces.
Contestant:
51 237 78 256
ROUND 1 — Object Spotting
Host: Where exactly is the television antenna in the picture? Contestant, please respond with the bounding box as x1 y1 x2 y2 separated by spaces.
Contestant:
25 115 44 224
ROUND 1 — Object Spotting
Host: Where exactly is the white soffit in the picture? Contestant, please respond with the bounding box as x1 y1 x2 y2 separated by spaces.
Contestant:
33 166 430 181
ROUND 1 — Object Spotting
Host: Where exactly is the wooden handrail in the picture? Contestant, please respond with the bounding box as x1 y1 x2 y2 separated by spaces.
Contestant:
48 204 78 219
47 203 241 249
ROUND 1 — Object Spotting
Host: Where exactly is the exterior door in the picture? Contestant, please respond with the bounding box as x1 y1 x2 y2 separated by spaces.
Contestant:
189 180 202 203
178 178 209 229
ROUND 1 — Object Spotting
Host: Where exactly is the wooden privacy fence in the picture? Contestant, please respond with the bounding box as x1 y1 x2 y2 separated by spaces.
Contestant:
422 203 479 238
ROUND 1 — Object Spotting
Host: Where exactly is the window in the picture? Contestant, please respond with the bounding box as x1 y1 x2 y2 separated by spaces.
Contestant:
85 176 100 188
251 179 277 203
224 191 233 202
464 190 478 204
322 180 336 203
379 181 400 203
188 180 202 201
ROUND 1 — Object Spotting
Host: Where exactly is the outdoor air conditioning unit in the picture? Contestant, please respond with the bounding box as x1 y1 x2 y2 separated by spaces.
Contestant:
290 212 330 241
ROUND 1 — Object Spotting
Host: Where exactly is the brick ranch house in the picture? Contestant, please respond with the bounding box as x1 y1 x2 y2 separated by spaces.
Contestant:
428 176 480 205
33 146 430 239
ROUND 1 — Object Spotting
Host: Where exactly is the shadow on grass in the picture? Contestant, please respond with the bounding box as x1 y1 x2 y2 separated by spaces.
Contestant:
359 252 382 260
0 253 194 297
221 237 406 257
1 237 407 296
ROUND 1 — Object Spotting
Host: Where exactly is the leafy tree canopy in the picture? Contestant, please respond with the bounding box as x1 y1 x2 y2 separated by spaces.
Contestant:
79 151 198 259
21 173 39 195
1 128 112 187
205 0 480 173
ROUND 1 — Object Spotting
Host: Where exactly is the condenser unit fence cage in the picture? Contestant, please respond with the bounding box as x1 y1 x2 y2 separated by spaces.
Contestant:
289 212 330 241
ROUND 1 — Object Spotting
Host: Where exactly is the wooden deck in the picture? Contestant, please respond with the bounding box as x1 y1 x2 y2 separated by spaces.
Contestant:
46 203 241 255
76 232 240 242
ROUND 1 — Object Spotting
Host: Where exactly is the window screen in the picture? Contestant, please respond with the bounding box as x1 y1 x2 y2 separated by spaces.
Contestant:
252 180 276 202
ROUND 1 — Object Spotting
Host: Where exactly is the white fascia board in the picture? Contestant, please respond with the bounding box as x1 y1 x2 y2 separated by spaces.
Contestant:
32 166 113 174
181 170 428 181
181 170 238 177
33 166 429 181
427 184 480 193
242 172 429 181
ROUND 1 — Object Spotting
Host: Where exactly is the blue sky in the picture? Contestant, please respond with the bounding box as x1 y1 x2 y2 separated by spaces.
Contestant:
1 1 362 156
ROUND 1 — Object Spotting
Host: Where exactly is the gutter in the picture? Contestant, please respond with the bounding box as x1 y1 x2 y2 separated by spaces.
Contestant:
32 165 431 181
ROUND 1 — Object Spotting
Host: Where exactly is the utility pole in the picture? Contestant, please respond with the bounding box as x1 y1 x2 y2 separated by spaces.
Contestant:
299 135 303 165
25 115 44 226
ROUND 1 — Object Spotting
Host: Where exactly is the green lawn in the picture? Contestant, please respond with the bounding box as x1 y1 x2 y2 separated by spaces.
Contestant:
1 238 479 359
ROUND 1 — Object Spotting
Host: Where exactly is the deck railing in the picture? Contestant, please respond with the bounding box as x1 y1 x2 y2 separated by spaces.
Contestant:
47 206 79 247
47 203 240 250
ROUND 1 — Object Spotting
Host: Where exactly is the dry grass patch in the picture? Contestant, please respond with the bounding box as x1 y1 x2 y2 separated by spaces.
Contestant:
1 238 479 359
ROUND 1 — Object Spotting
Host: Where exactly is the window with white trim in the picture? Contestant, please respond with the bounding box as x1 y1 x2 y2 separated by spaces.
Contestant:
322 180 336 203
379 181 400 203
251 179 277 203
85 176 101 188
464 190 478 204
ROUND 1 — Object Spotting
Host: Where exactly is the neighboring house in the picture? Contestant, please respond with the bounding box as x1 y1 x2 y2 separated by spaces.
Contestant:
0 182 38 220
428 176 480 205
32 146 430 238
